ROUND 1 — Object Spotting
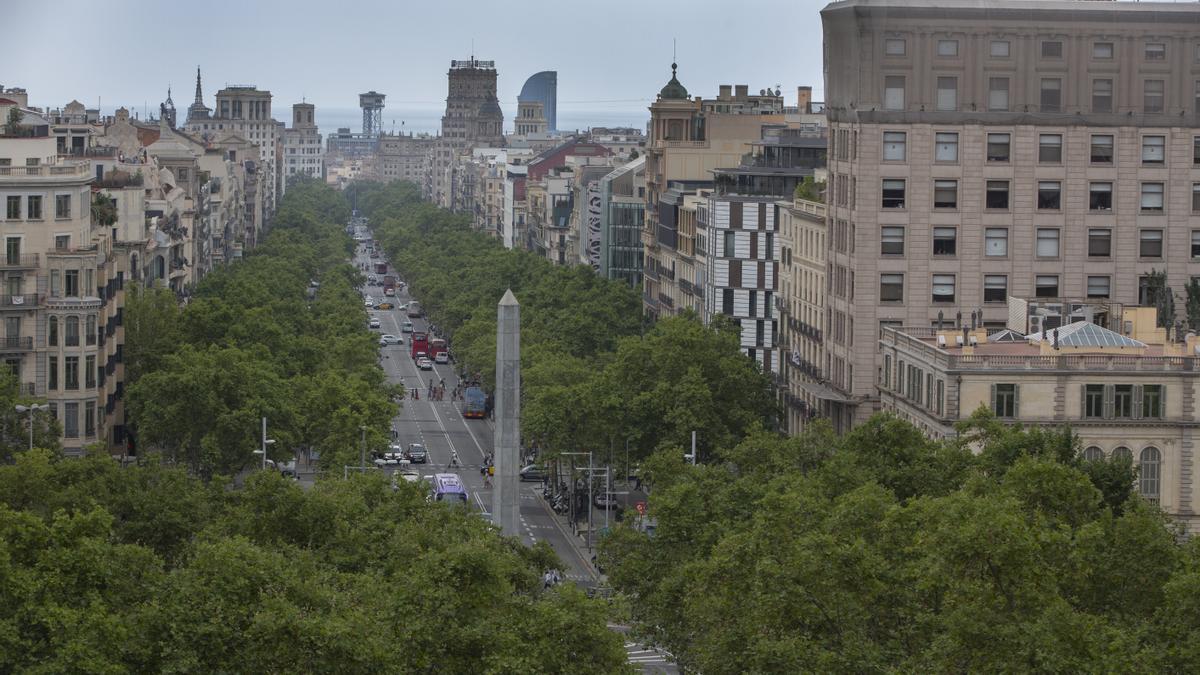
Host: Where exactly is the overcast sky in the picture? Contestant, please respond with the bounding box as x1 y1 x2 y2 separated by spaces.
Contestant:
8 0 825 123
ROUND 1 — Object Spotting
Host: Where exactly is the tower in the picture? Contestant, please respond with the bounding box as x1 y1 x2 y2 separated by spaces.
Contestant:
359 91 385 138
160 86 176 129
186 67 211 123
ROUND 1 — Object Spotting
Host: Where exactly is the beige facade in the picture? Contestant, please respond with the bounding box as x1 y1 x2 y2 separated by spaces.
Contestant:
821 0 1200 425
879 307 1200 532
282 103 323 189
371 133 433 185
184 85 278 219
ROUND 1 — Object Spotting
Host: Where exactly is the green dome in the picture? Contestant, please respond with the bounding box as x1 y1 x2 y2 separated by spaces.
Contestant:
658 63 689 100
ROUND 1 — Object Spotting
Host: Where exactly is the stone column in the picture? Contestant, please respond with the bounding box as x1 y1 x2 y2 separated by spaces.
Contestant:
492 289 521 536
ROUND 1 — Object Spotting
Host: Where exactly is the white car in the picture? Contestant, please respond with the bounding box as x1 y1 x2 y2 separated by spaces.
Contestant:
369 317 381 329
402 321 414 333
379 334 402 345
417 357 433 370
434 352 449 364
364 297 375 307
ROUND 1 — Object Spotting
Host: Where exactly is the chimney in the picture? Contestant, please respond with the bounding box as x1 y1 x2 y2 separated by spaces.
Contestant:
735 84 749 100
718 85 732 100
797 86 813 113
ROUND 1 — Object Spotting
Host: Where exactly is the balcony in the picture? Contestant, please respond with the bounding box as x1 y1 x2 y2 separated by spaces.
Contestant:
0 294 40 309
0 254 39 269
0 163 90 179
0 336 33 351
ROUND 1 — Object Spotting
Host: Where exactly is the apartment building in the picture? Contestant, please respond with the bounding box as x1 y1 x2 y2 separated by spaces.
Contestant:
184 83 277 222
371 132 433 185
879 306 1199 531
821 0 1200 425
597 156 646 286
642 67 786 320
281 103 324 189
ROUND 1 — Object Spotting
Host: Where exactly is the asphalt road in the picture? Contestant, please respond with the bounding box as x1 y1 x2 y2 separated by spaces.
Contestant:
357 246 598 587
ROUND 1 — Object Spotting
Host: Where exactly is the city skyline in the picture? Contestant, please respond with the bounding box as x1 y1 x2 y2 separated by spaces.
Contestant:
8 0 824 118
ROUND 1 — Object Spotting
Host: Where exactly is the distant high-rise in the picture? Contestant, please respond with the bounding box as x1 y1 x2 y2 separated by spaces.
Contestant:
428 58 504 207
360 91 385 138
519 71 557 132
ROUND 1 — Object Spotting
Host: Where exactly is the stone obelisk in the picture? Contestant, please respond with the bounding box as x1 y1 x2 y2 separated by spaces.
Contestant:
492 289 520 536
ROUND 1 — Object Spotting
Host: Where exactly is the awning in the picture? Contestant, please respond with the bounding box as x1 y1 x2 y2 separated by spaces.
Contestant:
795 379 853 403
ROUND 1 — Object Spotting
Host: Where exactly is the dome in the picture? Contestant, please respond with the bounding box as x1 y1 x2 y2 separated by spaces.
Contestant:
658 63 689 100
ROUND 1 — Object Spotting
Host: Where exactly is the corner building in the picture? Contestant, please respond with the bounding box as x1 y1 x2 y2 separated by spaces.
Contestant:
822 0 1200 425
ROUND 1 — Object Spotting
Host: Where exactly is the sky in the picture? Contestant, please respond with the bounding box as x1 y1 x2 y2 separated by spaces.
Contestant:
7 0 826 132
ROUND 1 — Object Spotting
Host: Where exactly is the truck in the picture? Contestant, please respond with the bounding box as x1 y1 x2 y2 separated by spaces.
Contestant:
406 301 422 318
410 331 429 360
374 262 387 275
462 386 487 418
383 275 396 296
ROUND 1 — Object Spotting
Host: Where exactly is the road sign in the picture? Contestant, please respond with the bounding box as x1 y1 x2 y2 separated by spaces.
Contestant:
635 501 646 515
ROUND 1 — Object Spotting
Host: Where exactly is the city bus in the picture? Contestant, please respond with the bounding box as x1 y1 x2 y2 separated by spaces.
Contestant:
429 473 469 505
410 331 429 360
462 386 487 419
429 337 447 360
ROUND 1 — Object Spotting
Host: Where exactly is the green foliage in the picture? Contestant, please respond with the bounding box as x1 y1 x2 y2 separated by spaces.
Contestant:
4 106 22 136
0 452 628 672
603 413 1193 673
793 176 825 203
1186 277 1200 331
0 371 60 462
1145 268 1175 329
126 181 393 475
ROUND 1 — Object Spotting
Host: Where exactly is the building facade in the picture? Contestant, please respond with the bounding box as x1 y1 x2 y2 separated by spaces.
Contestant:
822 0 1200 425
184 83 278 218
598 156 646 286
282 102 324 189
428 59 504 207
519 71 558 132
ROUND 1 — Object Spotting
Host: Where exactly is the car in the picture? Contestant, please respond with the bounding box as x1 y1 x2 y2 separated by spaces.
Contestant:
434 352 449 364
417 357 433 370
406 443 427 463
401 321 414 333
379 334 402 345
374 302 394 310
368 318 381 329
519 464 547 482
364 297 375 307
367 275 378 284
594 491 622 510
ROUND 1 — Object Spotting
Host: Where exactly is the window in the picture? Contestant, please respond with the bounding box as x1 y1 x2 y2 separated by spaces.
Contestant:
1090 182 1113 211
1144 80 1165 113
50 270 60 297
881 226 905 255
1140 230 1164 258
65 356 78 390
1139 446 1161 502
991 40 1010 57
883 132 906 161
722 288 733 315
86 315 96 345
936 77 957 111
1037 181 1062 210
86 355 96 388
884 76 905 110
1111 447 1132 464
885 38 906 56
934 180 957 208
988 78 1009 111
1145 42 1166 61
1039 134 1062 163
1036 229 1060 257
1040 79 1062 112
64 402 78 439
5 196 18 220
1087 275 1111 298
986 133 1010 162
937 39 958 57
880 273 904 302
1088 229 1112 258
985 228 1008 256
993 383 1018 418
64 270 78 297
1141 183 1165 212
1195 137 1200 165
984 275 1008 302
27 196 41 220
85 403 95 438
55 235 69 251
1084 384 1105 418
1042 40 1063 58
1092 79 1113 113
933 227 957 255
1114 384 1134 418
1091 135 1114 163
935 132 958 162
882 179 906 209
65 316 79 346
48 355 57 390
932 275 955 303
723 231 736 257
1093 42 1114 59
54 194 70 219
1036 275 1059 298
1143 384 1164 419
1083 446 1105 462
986 180 1009 209
1142 135 1165 164
48 316 57 346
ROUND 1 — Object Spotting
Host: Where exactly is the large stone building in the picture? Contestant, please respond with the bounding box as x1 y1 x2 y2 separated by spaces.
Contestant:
777 196 832 432
281 102 323 189
370 132 434 185
428 58 505 208
879 306 1200 532
821 0 1200 426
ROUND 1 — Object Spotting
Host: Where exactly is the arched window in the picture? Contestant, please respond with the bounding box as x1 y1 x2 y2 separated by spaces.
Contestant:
65 316 79 346
1082 446 1104 462
154 255 165 279
1112 446 1133 463
47 316 58 347
1139 447 1161 502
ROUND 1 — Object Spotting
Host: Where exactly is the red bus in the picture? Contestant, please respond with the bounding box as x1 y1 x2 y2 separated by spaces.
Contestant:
429 338 447 359
410 331 429 360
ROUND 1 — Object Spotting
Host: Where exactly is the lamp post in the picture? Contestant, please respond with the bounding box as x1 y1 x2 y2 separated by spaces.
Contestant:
14 403 49 451
253 416 276 470
359 425 367 470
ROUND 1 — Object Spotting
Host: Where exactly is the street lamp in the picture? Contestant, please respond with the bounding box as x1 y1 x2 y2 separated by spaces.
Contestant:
254 415 276 470
14 403 49 451
359 425 368 470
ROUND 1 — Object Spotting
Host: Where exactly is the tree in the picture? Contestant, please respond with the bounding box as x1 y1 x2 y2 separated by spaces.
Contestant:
1185 277 1200 331
4 106 22 136
1145 268 1175 329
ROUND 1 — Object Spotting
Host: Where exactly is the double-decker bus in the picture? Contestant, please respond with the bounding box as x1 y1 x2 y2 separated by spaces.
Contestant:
410 332 429 360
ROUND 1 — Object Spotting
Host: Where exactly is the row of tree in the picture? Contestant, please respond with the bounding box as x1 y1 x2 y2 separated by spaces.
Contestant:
0 449 628 672
355 181 778 467
126 179 398 475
